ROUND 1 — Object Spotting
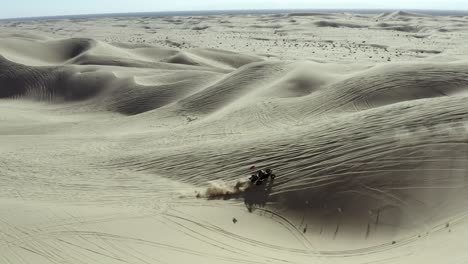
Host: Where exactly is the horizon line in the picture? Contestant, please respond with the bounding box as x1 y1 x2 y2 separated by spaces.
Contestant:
2 8 468 21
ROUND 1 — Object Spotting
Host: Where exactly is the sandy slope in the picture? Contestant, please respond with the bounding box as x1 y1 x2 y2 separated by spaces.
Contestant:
1 11 468 264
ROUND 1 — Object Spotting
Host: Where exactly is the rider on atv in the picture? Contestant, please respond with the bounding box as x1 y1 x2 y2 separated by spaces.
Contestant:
249 167 275 185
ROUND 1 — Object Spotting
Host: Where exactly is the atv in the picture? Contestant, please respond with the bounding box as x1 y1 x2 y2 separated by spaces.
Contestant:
249 168 276 185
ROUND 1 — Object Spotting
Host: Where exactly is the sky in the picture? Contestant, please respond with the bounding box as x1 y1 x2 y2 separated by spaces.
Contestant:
1 0 467 19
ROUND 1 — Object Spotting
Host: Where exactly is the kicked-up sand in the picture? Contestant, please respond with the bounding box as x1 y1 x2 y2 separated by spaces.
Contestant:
1 10 468 264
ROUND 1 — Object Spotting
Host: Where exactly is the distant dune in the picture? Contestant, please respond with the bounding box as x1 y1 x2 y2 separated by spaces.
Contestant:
1 11 468 264
376 10 430 19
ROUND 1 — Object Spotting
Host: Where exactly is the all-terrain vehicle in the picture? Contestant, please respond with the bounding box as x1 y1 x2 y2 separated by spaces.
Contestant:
249 168 275 185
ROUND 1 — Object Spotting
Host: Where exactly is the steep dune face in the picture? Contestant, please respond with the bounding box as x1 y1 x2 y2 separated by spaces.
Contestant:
299 63 468 113
179 61 292 114
1 12 468 264
0 38 256 113
0 37 96 65
0 56 112 100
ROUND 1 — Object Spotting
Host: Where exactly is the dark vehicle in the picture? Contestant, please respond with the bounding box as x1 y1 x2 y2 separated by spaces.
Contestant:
249 168 275 185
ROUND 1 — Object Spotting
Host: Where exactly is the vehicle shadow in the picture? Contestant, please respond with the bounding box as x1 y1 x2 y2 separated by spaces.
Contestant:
243 177 275 212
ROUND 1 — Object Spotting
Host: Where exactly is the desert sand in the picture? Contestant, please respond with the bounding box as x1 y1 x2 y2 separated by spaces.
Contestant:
1 10 468 263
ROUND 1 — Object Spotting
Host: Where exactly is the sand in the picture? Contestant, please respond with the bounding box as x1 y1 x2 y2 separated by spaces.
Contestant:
1 10 468 263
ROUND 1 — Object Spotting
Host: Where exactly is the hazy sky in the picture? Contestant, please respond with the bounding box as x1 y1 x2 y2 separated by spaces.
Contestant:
2 0 467 19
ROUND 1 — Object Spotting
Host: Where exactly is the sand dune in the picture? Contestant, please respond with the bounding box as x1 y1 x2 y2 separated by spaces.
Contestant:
314 20 367 28
376 10 429 20
1 11 468 264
